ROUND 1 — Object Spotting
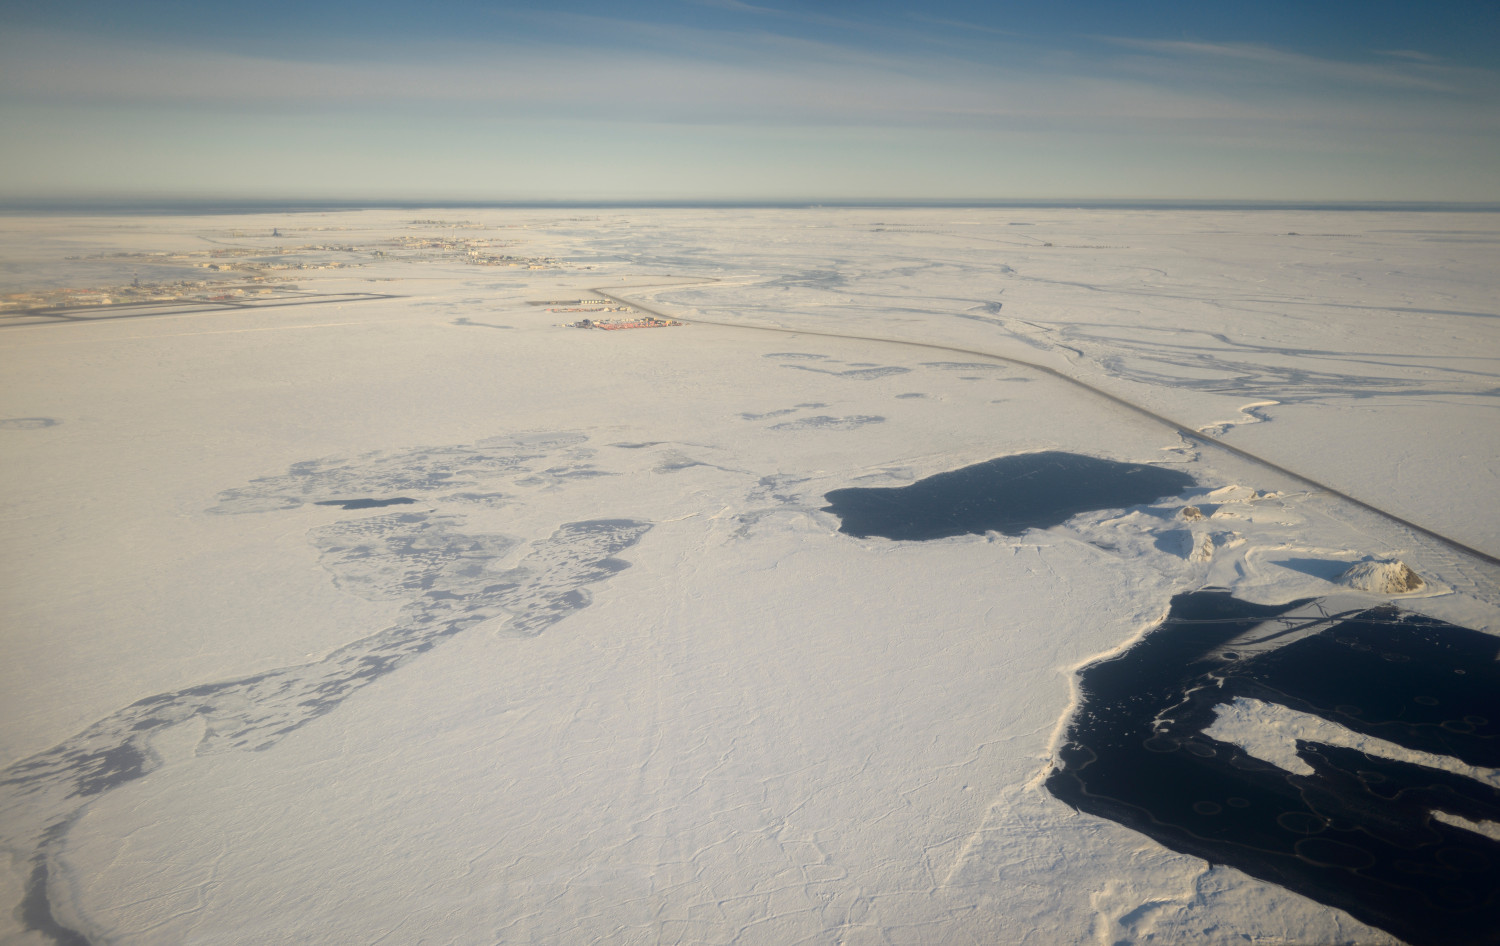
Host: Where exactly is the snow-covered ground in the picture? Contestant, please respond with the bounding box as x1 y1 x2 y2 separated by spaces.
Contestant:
1 207 1496 944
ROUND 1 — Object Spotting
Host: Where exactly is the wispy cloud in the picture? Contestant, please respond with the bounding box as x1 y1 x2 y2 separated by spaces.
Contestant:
908 13 1021 39
683 0 779 14
1376 49 1444 63
0 27 1282 137
7 21 1494 133
3 11 1497 200
1099 36 1492 96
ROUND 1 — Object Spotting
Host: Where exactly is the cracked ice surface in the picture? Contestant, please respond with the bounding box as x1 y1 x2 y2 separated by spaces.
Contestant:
2 208 1498 945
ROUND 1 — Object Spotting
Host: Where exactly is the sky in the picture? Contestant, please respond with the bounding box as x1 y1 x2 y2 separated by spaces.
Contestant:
1 0 1497 202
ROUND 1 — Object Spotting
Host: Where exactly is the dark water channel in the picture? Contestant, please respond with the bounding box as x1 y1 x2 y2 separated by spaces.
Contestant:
314 497 416 510
1047 591 1500 946
821 451 1195 540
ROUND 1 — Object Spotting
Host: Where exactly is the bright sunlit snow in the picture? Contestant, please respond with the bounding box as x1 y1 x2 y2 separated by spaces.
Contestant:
1 207 1497 945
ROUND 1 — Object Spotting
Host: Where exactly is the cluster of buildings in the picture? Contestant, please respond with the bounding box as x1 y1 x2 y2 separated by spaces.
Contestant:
566 316 683 331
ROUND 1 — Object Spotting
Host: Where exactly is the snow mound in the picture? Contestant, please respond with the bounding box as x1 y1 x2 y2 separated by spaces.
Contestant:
1337 560 1425 594
1188 531 1243 563
1206 484 1275 503
1189 532 1215 563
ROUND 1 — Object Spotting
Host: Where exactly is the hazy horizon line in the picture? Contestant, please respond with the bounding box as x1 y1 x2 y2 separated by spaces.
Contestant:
4 196 1500 216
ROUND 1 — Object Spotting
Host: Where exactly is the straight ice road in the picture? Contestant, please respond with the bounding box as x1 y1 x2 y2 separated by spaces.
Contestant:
596 285 1500 570
0 291 399 328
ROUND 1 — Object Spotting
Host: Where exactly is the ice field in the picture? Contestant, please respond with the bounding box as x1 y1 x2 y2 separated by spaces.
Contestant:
2 207 1498 944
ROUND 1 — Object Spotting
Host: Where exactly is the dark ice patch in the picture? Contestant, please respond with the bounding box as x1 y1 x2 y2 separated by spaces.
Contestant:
654 452 707 472
0 508 651 944
0 418 60 430
749 473 812 505
543 466 615 479
315 498 417 510
741 408 799 420
1271 557 1357 582
21 860 89 946
783 364 911 381
770 415 884 432
954 313 1007 328
71 743 148 797
209 432 589 514
922 362 1003 371
441 491 508 505
506 467 616 488
452 318 513 330
823 451 1194 541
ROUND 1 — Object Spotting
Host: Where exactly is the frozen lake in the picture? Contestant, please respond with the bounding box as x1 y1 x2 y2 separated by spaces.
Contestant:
1 207 1497 945
822 452 1197 540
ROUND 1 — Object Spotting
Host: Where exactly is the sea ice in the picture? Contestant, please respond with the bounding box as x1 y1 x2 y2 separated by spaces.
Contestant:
1 207 1496 945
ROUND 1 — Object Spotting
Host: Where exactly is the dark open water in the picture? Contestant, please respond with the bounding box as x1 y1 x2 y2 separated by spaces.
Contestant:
1047 591 1500 946
821 453 1499 943
822 451 1195 541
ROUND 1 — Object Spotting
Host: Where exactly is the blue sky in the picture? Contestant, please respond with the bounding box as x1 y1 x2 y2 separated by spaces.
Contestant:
2 1 1496 201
